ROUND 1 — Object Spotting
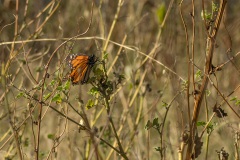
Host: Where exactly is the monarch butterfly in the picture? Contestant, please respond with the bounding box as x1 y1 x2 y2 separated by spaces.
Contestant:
67 54 97 85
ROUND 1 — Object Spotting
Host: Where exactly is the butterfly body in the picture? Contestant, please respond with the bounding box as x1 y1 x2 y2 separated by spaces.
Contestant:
68 54 96 85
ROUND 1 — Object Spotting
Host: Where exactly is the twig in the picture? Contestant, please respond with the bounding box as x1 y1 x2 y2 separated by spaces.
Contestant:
160 90 183 159
186 0 228 158
102 0 124 56
179 1 191 158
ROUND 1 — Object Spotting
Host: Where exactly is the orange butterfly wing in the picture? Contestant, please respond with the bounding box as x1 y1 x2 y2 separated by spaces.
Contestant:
68 54 96 84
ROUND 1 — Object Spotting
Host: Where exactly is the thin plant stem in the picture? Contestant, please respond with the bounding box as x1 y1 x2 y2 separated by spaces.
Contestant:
186 1 227 158
102 0 123 56
104 97 129 160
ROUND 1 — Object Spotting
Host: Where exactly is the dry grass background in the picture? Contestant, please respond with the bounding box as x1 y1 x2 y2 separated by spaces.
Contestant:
0 0 240 159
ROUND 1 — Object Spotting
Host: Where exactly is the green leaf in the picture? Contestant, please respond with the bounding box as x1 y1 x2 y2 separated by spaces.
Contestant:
162 101 168 108
94 68 104 76
145 120 153 130
206 123 214 134
196 121 206 127
40 152 45 158
128 83 133 90
52 93 62 103
63 80 70 90
201 10 212 20
230 96 237 101
86 99 94 109
235 100 240 105
43 93 51 100
154 146 161 152
44 83 47 90
89 87 99 96
47 134 55 140
195 69 202 80
57 86 63 91
205 90 211 96
212 2 218 12
156 3 166 25
103 52 108 60
153 118 160 130
153 118 159 126
181 80 188 90
50 80 56 86
16 92 25 98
